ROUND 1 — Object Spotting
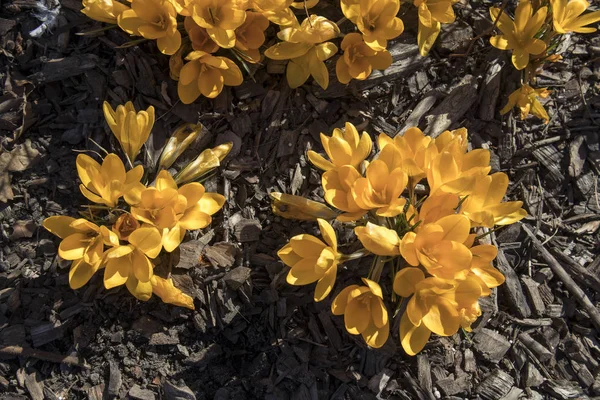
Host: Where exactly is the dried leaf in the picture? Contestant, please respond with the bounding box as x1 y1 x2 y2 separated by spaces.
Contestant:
0 173 14 203
10 220 37 240
0 139 41 174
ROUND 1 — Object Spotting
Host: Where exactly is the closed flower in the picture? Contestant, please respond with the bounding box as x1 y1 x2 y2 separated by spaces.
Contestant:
103 101 155 163
270 193 339 221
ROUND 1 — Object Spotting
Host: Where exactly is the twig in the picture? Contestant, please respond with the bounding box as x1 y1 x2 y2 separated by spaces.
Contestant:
522 224 600 332
0 346 90 369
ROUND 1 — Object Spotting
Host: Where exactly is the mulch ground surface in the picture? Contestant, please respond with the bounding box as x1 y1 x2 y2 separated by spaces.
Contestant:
1 0 600 399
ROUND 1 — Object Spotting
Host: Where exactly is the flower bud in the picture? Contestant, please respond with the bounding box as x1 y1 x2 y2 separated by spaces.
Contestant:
174 143 232 184
270 192 338 221
112 213 140 241
158 123 204 170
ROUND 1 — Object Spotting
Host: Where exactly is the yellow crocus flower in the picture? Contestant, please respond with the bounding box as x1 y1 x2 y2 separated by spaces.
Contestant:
400 214 473 280
414 0 457 56
184 17 220 53
489 0 548 70
341 0 404 51
426 148 491 196
331 278 389 348
117 0 182 55
468 245 505 292
378 127 433 184
500 83 551 123
352 160 408 217
188 0 247 48
131 170 225 252
177 51 244 103
550 0 600 33
81 0 130 24
307 122 372 171
102 101 155 163
76 153 145 207
43 217 119 289
235 11 270 63
460 172 527 227
270 193 339 220
398 275 482 355
103 226 163 301
278 219 340 301
264 15 339 89
290 0 319 9
335 33 393 84
322 166 368 221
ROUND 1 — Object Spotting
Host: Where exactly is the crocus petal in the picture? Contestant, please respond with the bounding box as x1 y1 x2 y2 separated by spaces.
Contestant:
43 216 77 239
400 312 431 356
313 263 337 302
126 275 153 301
104 256 130 289
393 267 426 297
69 259 99 289
128 226 163 258
331 284 359 315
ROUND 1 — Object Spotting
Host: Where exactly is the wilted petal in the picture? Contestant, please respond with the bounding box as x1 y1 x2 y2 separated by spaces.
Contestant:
151 275 195 309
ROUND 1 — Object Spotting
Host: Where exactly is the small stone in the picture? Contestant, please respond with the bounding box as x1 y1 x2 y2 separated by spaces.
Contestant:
163 381 196 400
149 332 179 346
128 384 156 400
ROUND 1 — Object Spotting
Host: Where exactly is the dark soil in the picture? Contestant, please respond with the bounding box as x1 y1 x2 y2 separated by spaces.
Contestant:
1 0 600 399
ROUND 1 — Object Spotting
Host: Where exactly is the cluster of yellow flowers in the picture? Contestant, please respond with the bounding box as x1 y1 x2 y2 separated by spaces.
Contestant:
44 102 231 308
79 0 461 100
80 0 600 123
492 0 600 123
273 123 527 354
